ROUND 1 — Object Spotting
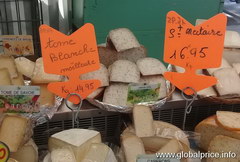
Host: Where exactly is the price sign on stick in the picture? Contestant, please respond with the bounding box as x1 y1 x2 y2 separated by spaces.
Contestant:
164 11 227 95
39 24 101 104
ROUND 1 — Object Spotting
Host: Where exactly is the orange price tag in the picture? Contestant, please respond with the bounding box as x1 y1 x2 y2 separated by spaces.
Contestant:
39 24 101 104
0 141 9 162
163 11 227 95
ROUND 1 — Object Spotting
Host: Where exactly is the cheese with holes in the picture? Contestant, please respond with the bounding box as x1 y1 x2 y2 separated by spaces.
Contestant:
0 56 18 78
51 148 76 162
133 105 154 137
48 129 101 162
0 115 32 152
14 57 35 78
0 68 12 85
82 143 117 162
11 139 38 162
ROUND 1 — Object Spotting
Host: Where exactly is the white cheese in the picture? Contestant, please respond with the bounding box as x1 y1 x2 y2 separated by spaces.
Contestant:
48 129 101 162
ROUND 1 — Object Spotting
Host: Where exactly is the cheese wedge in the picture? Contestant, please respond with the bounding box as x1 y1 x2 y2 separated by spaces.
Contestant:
82 143 117 162
197 87 217 97
207 58 231 75
122 135 145 162
133 105 154 137
48 129 101 162
11 139 38 162
213 68 240 96
14 57 35 78
11 72 24 85
0 56 18 78
224 30 240 48
0 68 12 85
0 115 32 152
232 63 240 74
33 84 55 106
51 148 76 162
157 139 181 153
216 111 240 131
31 58 62 83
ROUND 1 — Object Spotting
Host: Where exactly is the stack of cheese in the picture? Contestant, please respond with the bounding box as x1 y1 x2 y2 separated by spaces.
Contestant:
195 111 240 162
0 55 60 107
121 105 190 162
85 28 168 107
43 128 117 162
0 114 38 162
186 21 240 98
14 57 63 106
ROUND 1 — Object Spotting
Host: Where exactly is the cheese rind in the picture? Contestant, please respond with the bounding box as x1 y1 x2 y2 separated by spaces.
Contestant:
33 84 55 106
51 148 76 162
14 57 35 78
11 72 24 85
133 105 154 137
48 129 101 162
82 143 117 162
10 139 38 162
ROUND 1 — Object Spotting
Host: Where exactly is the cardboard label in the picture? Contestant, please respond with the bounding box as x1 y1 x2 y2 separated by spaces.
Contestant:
164 11 227 95
127 83 160 105
0 86 40 113
0 142 10 162
39 24 100 104
1 35 34 56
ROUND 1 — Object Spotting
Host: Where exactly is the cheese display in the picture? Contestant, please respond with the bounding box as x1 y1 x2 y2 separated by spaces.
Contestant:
82 143 117 162
31 57 62 83
157 139 182 153
88 87 105 99
33 84 55 106
118 46 147 63
216 111 240 131
103 83 128 106
121 105 189 161
122 135 145 162
0 68 12 85
133 105 154 137
137 57 167 76
213 68 240 96
81 64 109 87
51 148 76 162
0 56 18 78
197 87 217 97
98 46 118 68
10 139 38 162
14 57 35 78
107 28 141 52
110 60 140 83
224 30 240 48
0 115 32 152
207 135 240 162
48 129 102 162
195 115 240 151
11 72 24 85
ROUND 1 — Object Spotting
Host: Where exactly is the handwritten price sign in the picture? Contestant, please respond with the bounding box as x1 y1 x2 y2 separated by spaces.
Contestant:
164 11 227 95
39 24 101 104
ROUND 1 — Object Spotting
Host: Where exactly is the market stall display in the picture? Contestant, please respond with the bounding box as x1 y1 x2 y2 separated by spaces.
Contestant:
86 28 174 112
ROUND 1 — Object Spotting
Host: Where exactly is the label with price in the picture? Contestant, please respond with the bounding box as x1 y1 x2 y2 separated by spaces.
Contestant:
39 24 101 104
164 11 227 95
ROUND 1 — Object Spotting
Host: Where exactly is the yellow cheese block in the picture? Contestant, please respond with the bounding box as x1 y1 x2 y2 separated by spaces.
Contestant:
10 139 38 162
0 115 32 152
